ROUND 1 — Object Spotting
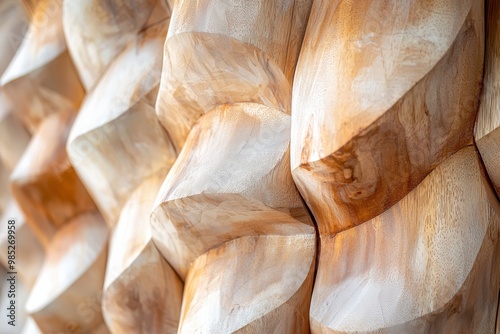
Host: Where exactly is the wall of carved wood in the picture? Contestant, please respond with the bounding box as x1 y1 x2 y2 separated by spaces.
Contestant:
0 0 499 333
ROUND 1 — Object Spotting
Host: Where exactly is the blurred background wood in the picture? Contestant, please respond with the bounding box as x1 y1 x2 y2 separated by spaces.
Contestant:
156 0 312 152
10 111 96 247
1 0 84 133
26 212 109 334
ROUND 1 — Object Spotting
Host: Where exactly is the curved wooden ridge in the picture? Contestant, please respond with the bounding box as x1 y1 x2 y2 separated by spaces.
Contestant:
476 0 500 199
26 212 108 333
151 103 316 332
102 171 183 333
310 147 500 332
0 0 498 333
67 20 175 225
11 111 96 247
150 1 316 330
1 0 84 132
62 0 170 90
292 0 484 234
155 0 312 152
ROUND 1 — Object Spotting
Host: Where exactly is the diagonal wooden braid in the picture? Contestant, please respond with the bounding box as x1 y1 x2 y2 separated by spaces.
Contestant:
65 1 183 332
151 0 317 332
291 0 500 332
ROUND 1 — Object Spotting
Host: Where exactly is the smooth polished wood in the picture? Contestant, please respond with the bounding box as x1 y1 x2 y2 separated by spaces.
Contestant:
151 102 316 332
167 0 311 82
63 0 170 90
178 223 315 333
102 171 183 333
156 0 312 152
152 103 310 277
291 0 484 234
67 22 175 226
310 147 500 333
158 32 292 154
0 1 495 332
26 212 109 334
11 111 96 248
476 0 500 200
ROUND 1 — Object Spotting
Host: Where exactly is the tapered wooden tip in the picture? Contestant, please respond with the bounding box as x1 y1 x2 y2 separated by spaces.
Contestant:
156 32 291 153
156 0 312 152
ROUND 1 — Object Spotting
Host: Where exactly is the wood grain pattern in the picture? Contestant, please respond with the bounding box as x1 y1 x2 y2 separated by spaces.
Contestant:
156 0 312 152
151 102 316 331
62 0 169 90
151 103 309 276
157 32 292 153
167 0 312 82
11 111 96 248
0 0 84 133
102 171 183 333
0 1 494 332
475 0 500 203
150 2 317 330
310 147 500 333
179 227 315 333
67 22 175 226
26 211 109 334
292 0 484 234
